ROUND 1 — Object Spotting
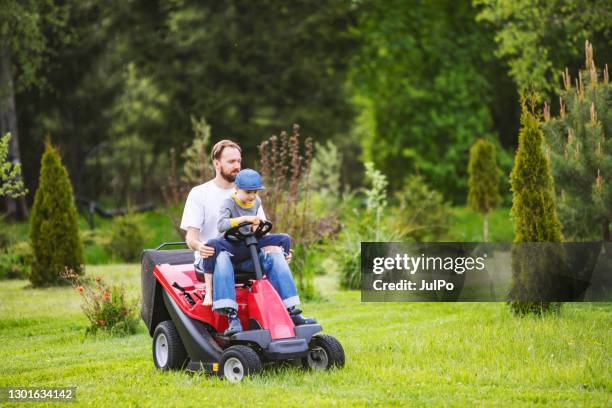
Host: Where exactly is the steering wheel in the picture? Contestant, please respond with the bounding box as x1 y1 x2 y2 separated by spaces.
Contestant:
224 220 273 243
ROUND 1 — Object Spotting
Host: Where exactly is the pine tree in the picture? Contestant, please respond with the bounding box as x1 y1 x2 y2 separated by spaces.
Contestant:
542 41 611 242
29 140 84 286
467 139 501 242
508 96 564 315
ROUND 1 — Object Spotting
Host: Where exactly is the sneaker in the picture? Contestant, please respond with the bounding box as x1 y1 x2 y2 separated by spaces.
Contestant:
223 315 243 336
288 307 317 326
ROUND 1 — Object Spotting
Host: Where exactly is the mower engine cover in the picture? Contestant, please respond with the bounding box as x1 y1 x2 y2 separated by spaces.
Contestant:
141 248 194 335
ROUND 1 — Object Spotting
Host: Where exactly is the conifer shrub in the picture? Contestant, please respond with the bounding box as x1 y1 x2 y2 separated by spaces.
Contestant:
468 139 501 242
508 96 564 315
29 141 84 286
395 175 451 242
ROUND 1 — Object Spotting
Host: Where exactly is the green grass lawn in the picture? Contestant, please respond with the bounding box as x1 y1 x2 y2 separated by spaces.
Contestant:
0 264 609 407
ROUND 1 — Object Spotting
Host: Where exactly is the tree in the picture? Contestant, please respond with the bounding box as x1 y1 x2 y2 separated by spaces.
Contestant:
475 0 612 96
1 0 73 217
0 133 26 198
15 1 129 207
508 96 564 314
364 162 388 241
350 0 513 201
115 0 359 162
14 2 359 207
309 140 342 203
543 41 611 241
29 140 84 287
181 116 213 187
467 138 501 241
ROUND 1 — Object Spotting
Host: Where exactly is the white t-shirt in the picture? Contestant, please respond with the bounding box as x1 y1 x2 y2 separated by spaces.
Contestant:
180 179 265 263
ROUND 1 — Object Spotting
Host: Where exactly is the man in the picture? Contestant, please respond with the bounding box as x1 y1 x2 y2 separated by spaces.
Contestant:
180 140 315 336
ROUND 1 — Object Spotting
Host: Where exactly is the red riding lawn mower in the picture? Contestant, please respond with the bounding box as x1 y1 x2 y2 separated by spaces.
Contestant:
140 221 345 382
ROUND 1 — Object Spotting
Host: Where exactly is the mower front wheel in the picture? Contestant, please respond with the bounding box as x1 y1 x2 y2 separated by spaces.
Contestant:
219 345 262 382
302 334 345 370
152 320 188 370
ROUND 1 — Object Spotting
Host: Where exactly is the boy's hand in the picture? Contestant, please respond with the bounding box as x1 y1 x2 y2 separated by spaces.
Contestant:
242 216 260 225
243 216 261 231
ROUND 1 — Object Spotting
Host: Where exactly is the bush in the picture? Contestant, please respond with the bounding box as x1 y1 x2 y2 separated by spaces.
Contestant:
258 125 316 298
394 175 452 242
0 241 33 280
0 216 11 251
337 164 403 290
29 140 84 286
337 207 401 290
64 272 139 336
337 211 367 290
104 214 145 262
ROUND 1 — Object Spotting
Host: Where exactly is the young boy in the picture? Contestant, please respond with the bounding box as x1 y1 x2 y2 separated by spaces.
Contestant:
196 169 294 333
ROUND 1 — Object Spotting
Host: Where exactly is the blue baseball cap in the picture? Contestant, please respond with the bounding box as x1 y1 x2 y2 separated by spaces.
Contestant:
235 169 265 190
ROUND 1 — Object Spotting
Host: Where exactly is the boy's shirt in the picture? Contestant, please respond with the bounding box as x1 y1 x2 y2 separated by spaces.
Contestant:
180 181 265 264
217 193 266 235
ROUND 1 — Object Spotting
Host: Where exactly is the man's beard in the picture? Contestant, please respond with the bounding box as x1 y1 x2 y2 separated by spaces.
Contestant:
220 167 238 183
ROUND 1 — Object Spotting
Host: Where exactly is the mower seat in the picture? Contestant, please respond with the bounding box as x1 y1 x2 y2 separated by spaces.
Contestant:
194 265 256 284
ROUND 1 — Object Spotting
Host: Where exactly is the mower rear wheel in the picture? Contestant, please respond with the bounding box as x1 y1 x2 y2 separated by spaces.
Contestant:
302 334 345 370
220 345 261 382
153 320 188 370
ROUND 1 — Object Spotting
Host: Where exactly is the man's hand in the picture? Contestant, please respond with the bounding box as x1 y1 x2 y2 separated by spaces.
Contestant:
261 246 292 263
198 242 215 258
186 227 215 258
